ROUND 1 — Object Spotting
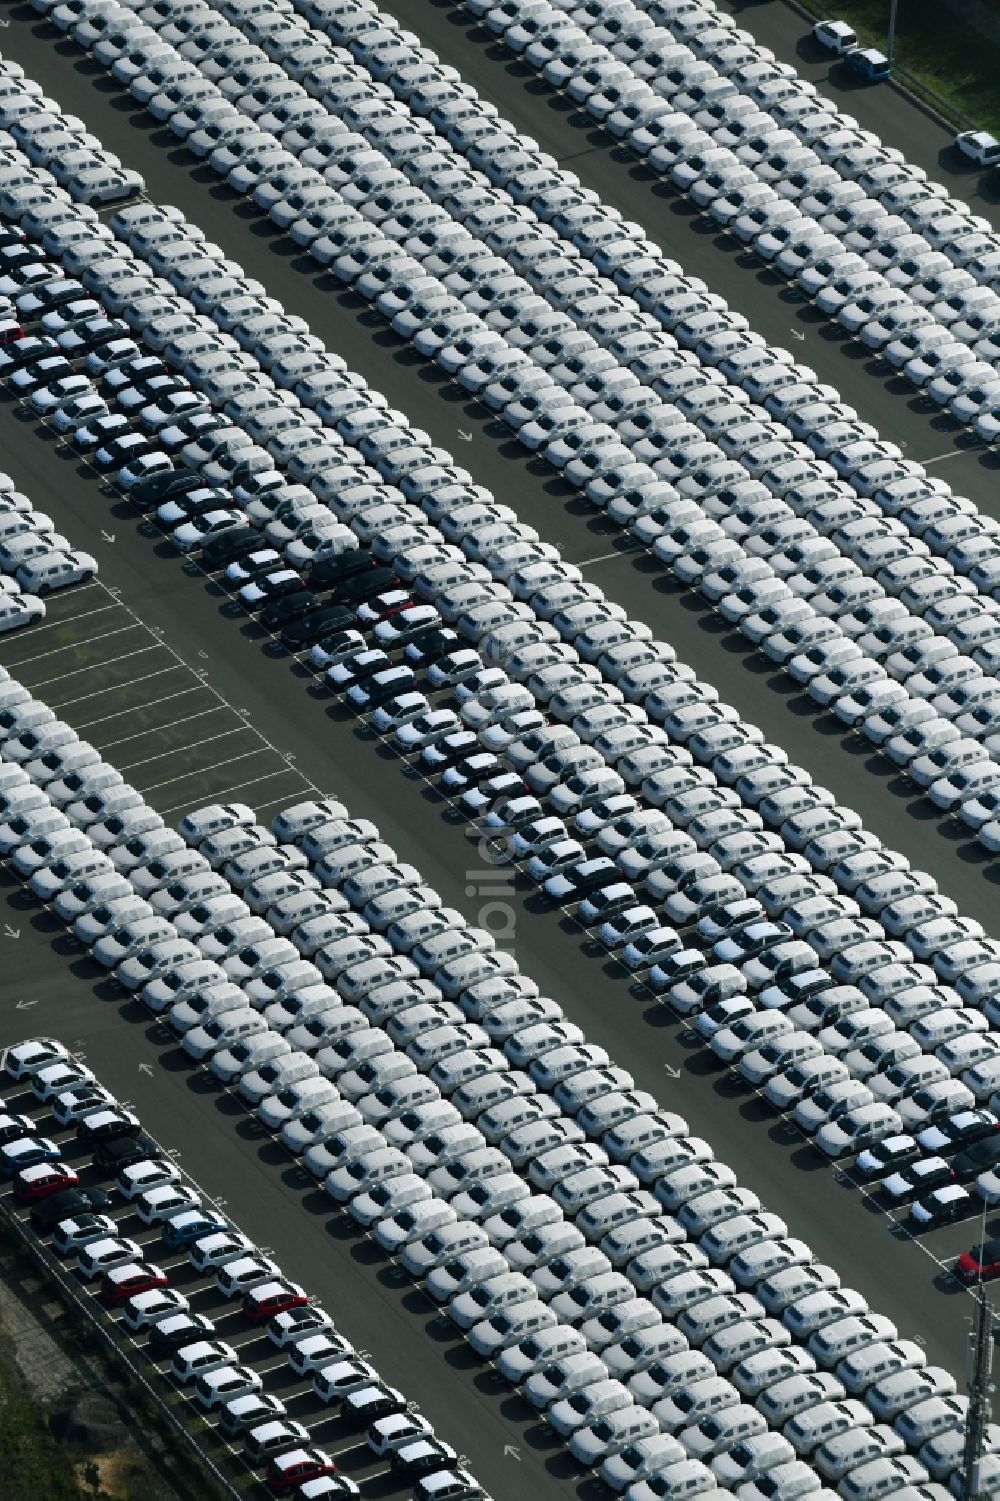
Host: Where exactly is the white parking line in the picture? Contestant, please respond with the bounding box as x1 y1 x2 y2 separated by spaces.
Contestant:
28 642 164 691
0 621 143 670
98 705 229 753
922 449 973 466
9 599 118 641
117 724 252 774
138 746 278 796
75 681 205 729
154 764 304 812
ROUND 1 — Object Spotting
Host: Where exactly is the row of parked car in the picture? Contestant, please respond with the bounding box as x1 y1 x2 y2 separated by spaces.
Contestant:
0 470 95 631
468 0 1000 423
0 55 142 205
5 41 996 1212
37 0 1000 853
5 18 1000 1202
0 1036 487 1501
0 733 986 1501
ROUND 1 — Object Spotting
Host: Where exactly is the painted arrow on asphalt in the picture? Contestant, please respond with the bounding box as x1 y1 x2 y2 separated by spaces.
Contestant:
664 1064 680 1079
138 1063 153 1076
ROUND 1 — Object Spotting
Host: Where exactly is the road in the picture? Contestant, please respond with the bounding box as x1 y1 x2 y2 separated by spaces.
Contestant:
0 1 990 1449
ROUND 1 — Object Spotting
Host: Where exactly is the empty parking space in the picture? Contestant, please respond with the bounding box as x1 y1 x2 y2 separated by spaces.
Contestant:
0 582 316 819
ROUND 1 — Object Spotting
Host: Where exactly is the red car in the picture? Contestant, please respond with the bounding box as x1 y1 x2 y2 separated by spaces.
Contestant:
0 316 22 345
956 1238 1000 1282
355 589 413 625
267 1447 336 1496
242 1278 309 1323
12 1162 80 1202
99 1261 168 1307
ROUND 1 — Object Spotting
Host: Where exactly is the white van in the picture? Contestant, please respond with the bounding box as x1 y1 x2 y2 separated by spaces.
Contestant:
433 1047 510 1096
839 1456 931 1501
678 1292 766 1346
703 1317 790 1374
700 1212 788 1267
784 1395 874 1456
835 1339 925 1395
815 1425 905 1483
808 1313 898 1368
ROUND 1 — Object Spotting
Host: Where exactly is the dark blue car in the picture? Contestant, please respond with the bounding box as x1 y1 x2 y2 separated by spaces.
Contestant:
846 47 891 82
161 1207 229 1250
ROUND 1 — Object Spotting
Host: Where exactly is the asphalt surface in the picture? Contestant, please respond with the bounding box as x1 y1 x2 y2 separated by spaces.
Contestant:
2 9 999 922
712 0 1000 226
0 1069 420 1499
402 0 1000 503
0 578 313 819
0 3 991 1469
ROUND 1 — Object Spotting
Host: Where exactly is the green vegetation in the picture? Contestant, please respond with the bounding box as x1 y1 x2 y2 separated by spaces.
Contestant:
0 1350 88 1501
809 1 1000 133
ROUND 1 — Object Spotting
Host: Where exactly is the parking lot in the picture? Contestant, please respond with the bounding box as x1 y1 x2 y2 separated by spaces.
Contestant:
0 1057 474 1500
0 581 317 820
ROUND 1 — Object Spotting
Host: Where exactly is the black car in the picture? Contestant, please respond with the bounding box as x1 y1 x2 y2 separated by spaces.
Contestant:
342 1382 407 1429
158 411 227 455
404 625 461 667
130 467 207 511
103 354 167 394
201 525 261 570
419 730 479 772
328 650 392 690
0 334 59 375
390 1440 457 1480
0 242 45 271
0 1112 36 1146
545 857 620 904
10 354 73 394
17 278 88 316
260 590 320 633
93 432 154 473
307 549 379 591
29 1184 111 1232
57 316 131 356
951 1137 1000 1180
444 753 503 793
77 1109 142 1147
147 1311 215 1355
224 549 284 587
279 604 355 651
349 666 417 709
92 1132 158 1176
72 412 131 453
155 487 232 525
330 565 397 607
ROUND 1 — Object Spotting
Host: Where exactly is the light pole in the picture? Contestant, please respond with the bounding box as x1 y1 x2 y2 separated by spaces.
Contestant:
963 1200 995 1501
886 0 899 65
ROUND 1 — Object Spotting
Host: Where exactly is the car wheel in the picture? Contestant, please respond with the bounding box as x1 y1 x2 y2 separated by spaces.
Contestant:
36 583 49 597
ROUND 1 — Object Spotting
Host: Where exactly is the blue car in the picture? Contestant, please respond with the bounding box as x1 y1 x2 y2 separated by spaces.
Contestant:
846 47 891 81
161 1207 229 1250
0 1136 62 1177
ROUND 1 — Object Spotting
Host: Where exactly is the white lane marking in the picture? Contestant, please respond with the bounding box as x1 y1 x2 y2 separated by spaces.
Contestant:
0 620 142 669
75 681 206 729
922 449 975 466
28 641 165 690
98 705 229 753
156 766 307 816
117 724 254 774
138 747 282 796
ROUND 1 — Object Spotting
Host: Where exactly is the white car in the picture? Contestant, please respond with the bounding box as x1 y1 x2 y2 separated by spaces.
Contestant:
15 549 97 594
